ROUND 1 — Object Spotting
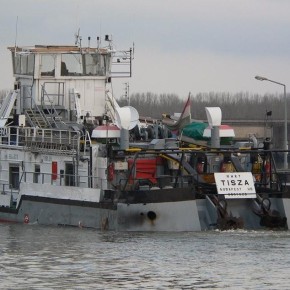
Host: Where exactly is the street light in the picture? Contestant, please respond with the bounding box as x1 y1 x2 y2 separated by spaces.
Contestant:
255 75 288 169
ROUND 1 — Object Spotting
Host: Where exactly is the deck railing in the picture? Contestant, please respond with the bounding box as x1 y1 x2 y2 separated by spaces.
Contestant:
0 126 81 154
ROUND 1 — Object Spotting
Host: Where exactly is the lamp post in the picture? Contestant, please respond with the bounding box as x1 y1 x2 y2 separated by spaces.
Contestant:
255 75 288 169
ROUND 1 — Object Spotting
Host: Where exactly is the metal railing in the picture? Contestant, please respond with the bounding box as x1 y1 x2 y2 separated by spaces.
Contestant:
0 126 81 154
41 82 64 108
0 171 107 208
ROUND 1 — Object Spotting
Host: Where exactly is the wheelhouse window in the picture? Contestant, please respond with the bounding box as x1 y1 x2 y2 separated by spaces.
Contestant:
13 52 35 75
61 54 82 76
83 53 110 76
40 54 56 76
61 53 111 76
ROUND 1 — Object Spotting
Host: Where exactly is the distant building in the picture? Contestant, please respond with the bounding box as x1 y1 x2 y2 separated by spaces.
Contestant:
225 119 286 149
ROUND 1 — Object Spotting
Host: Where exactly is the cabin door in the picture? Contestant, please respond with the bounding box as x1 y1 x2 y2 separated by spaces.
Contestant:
33 164 41 183
9 164 20 189
65 163 75 186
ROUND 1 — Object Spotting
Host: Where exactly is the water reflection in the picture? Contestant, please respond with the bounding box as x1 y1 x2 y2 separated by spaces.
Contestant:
0 224 290 289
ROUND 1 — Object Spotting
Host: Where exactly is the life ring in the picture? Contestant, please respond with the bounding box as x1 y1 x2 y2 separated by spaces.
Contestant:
24 214 29 224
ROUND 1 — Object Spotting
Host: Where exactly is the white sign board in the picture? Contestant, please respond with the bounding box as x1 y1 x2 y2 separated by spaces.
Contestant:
214 172 256 199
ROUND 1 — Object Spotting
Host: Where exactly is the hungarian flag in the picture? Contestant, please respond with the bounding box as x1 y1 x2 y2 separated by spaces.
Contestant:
162 94 191 132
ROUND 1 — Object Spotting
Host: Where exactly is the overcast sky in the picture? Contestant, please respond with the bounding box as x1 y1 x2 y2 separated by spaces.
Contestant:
1 0 290 99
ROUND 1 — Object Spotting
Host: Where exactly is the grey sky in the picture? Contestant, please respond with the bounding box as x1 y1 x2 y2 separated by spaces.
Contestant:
1 0 290 99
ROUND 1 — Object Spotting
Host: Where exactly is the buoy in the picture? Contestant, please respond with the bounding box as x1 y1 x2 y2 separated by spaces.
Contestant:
24 214 29 224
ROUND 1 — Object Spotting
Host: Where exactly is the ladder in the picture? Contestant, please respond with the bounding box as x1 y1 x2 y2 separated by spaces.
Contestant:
25 108 50 128
0 90 19 126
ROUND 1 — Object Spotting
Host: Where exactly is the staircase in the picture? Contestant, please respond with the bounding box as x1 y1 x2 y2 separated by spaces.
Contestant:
25 108 50 128
24 94 65 129
0 90 19 126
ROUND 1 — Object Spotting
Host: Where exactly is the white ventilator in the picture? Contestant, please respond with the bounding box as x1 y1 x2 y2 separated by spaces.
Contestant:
204 107 222 148
106 90 139 130
106 90 140 149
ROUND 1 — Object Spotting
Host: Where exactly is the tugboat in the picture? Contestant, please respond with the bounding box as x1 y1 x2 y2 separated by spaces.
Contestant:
0 34 288 231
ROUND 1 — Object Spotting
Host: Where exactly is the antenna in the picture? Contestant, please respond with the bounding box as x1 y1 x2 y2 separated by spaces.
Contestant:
14 16 18 50
132 42 135 60
99 21 102 47
104 34 113 49
124 82 130 105
74 28 80 45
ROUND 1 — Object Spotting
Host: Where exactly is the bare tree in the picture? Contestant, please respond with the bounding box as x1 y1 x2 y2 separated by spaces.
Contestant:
118 91 286 120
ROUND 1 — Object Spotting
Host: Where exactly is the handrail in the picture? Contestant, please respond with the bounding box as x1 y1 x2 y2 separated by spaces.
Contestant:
21 84 51 128
0 126 81 153
41 85 60 128
0 171 103 189
81 130 92 152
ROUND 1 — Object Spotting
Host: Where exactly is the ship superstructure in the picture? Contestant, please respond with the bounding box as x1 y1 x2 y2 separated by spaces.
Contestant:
0 35 289 231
